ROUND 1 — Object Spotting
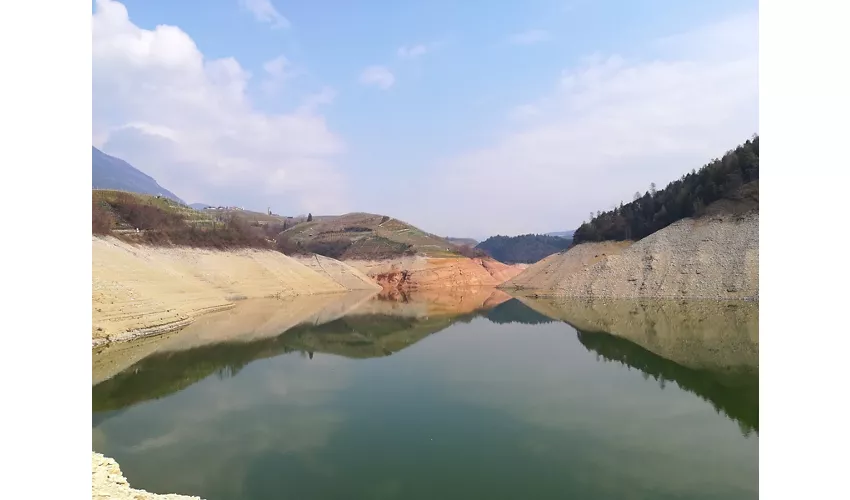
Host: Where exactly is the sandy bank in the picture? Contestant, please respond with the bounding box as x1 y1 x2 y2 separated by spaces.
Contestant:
92 237 378 347
92 452 201 499
504 210 758 300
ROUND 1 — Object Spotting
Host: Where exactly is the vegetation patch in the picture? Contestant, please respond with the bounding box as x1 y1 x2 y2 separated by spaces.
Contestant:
475 234 573 264
92 190 274 250
573 135 759 244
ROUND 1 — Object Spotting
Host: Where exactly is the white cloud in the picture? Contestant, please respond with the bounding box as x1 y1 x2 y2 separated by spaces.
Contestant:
397 44 428 59
260 55 301 94
508 29 552 45
358 65 395 89
238 0 290 29
92 0 347 212
298 86 337 113
418 11 758 237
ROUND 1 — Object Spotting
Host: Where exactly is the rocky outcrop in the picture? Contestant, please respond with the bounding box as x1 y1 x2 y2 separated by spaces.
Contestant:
348 256 525 291
92 237 379 347
92 452 201 499
503 210 758 300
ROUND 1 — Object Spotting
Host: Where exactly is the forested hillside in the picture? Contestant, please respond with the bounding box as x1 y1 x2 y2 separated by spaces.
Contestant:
573 135 759 244
476 234 573 264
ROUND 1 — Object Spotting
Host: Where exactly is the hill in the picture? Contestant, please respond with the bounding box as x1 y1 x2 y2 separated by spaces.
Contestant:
446 237 479 247
503 191 758 299
189 203 212 210
276 212 467 260
475 234 574 264
546 230 575 239
92 190 277 249
573 135 758 244
92 146 185 204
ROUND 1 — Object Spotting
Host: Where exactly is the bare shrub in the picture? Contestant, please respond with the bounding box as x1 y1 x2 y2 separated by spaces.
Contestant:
92 200 114 235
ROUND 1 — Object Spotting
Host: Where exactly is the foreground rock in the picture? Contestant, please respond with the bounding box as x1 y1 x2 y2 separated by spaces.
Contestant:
503 209 758 300
92 452 202 499
92 237 379 347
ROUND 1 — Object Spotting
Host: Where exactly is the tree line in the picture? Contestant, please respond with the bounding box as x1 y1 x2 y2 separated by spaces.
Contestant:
475 234 574 264
573 135 759 244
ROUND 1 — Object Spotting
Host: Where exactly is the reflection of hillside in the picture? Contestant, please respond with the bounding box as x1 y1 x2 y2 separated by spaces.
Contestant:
514 296 758 435
91 291 591 413
517 297 758 371
576 329 758 435
485 299 555 325
93 298 506 413
366 287 512 317
92 291 377 385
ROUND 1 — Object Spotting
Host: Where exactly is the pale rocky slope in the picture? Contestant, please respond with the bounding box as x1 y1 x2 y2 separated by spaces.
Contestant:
93 452 201 499
92 237 379 347
348 256 524 291
503 209 758 300
292 254 382 290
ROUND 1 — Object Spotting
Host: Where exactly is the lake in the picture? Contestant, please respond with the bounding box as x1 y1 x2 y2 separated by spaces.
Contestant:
92 289 759 500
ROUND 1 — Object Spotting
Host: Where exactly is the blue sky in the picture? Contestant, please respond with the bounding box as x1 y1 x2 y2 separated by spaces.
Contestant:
92 0 758 239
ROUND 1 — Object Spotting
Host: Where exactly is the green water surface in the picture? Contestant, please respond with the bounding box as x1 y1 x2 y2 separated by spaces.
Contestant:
92 295 758 500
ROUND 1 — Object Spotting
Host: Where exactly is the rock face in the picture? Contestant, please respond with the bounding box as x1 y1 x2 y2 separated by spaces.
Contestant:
348 256 525 291
92 452 202 499
503 210 758 300
92 236 379 347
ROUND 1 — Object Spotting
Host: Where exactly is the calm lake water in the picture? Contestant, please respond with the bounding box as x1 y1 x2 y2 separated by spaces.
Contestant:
92 291 759 500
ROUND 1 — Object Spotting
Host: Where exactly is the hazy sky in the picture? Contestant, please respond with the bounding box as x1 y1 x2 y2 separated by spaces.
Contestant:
92 0 758 239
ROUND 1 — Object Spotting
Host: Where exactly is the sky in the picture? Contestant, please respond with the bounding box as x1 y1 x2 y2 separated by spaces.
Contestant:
92 0 758 240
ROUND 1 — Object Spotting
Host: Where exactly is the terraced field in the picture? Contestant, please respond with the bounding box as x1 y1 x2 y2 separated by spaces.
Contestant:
278 212 464 259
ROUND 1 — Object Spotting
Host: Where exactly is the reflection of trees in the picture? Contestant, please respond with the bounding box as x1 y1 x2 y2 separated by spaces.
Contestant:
577 329 758 436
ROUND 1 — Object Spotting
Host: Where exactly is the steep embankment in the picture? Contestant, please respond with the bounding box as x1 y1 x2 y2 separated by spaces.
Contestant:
504 209 758 300
348 255 524 290
92 236 379 347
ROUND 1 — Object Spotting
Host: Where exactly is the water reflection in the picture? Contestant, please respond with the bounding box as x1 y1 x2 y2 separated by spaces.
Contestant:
92 290 758 499
518 296 759 435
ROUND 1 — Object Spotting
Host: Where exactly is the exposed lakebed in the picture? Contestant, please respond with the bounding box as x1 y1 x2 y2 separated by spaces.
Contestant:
92 290 758 500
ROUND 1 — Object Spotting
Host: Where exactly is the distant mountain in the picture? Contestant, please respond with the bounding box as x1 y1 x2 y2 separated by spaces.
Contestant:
546 230 575 239
189 203 212 210
92 146 184 204
446 237 479 247
475 234 574 264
